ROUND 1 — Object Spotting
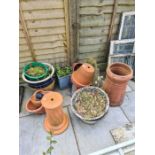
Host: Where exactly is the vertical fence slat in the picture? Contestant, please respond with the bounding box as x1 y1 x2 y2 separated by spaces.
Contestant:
64 0 71 64
19 4 36 61
108 0 118 41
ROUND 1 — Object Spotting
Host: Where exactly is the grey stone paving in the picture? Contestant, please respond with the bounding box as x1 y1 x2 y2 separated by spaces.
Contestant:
19 86 34 117
19 114 48 155
121 92 135 123
19 81 135 155
69 106 129 155
20 108 80 155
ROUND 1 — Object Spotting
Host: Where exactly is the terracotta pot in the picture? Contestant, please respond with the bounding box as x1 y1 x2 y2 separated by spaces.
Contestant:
26 99 45 114
103 63 133 106
72 62 83 71
41 92 69 135
71 63 95 89
30 89 45 108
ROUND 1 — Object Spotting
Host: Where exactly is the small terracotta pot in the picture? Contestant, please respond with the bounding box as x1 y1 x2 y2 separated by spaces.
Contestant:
26 99 45 114
103 63 133 106
41 92 69 135
30 89 45 108
71 63 95 89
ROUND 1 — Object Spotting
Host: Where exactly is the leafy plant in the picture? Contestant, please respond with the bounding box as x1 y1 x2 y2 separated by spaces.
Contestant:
55 64 72 77
86 58 103 88
26 66 45 77
42 132 57 155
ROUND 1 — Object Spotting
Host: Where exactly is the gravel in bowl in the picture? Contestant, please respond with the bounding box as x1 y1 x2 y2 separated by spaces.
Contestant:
71 86 109 122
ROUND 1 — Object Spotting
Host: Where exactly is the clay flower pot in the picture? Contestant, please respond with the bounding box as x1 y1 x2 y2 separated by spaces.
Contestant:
72 62 83 71
26 99 45 114
30 89 45 108
71 63 95 89
41 92 69 135
103 63 133 106
26 90 50 114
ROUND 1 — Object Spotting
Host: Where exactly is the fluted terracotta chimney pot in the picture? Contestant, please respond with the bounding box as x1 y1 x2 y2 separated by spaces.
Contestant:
71 63 95 89
103 63 133 106
41 92 69 135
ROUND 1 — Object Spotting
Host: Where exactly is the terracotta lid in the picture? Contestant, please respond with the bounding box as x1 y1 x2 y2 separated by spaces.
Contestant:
41 92 63 109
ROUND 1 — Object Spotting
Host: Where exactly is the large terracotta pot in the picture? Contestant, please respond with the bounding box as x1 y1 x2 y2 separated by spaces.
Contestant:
72 62 83 71
103 63 133 106
41 92 69 135
71 63 95 89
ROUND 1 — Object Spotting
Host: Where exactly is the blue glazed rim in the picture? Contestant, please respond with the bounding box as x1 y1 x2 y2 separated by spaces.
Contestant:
29 77 55 86
28 77 55 89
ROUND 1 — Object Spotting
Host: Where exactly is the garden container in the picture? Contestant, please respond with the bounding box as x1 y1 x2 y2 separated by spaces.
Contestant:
103 63 133 106
22 63 55 90
26 99 45 114
57 74 71 89
30 89 46 108
71 63 95 89
28 77 55 90
72 62 83 71
41 92 69 135
71 86 109 124
23 62 49 81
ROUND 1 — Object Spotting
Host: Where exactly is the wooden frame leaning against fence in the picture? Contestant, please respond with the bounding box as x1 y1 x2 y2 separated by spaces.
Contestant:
109 39 135 56
118 11 135 40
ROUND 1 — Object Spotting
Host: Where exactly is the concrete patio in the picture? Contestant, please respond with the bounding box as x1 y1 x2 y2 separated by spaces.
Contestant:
19 80 135 155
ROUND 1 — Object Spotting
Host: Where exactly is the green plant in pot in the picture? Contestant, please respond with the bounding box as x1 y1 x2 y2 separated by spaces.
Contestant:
23 62 49 81
55 64 72 89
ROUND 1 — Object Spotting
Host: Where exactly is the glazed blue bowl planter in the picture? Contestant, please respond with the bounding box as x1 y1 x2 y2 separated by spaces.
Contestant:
57 74 71 89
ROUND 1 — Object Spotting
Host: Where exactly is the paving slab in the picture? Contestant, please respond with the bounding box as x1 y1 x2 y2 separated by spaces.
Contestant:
121 92 135 123
128 80 135 91
69 106 129 155
126 85 132 92
19 114 48 155
19 87 34 117
110 123 135 144
55 87 72 107
19 108 79 155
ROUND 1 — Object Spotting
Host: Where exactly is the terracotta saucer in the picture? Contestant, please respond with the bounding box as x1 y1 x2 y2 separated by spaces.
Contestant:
44 113 69 135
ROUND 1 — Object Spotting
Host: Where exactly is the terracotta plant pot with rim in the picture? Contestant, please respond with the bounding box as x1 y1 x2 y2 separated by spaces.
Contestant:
103 62 133 106
71 63 95 89
72 62 83 71
30 89 46 108
26 90 50 114
26 99 45 114
41 91 69 135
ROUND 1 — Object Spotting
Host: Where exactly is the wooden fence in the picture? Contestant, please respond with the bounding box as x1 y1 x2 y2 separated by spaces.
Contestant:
71 0 135 71
19 0 70 81
19 0 135 81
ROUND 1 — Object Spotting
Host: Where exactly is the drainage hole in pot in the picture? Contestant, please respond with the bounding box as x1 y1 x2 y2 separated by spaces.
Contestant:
51 98 54 101
88 66 90 69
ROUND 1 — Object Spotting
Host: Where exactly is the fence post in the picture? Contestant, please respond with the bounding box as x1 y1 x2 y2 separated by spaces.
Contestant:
19 2 36 61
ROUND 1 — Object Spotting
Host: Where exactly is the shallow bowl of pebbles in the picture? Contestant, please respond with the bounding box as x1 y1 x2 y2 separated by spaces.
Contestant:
71 86 109 123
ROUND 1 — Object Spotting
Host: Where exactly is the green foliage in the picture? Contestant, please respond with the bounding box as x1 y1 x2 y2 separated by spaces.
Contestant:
86 58 103 88
42 132 57 155
26 66 45 77
55 64 72 77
